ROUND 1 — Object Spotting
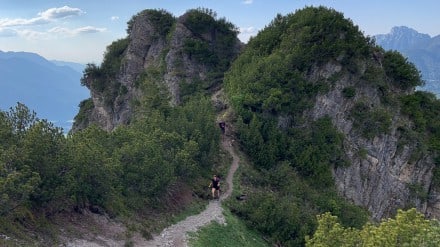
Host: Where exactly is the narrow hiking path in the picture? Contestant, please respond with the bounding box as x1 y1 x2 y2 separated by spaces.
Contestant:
144 135 240 247
65 135 240 247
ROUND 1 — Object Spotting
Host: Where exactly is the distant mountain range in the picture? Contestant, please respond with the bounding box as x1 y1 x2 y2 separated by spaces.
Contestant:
0 51 89 131
374 26 440 95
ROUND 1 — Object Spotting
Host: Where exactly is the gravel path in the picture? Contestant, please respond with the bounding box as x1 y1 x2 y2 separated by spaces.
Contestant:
64 135 239 247
145 136 239 247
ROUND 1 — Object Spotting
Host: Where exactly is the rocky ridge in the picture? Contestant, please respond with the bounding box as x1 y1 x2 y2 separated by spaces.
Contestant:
308 59 439 220
73 9 242 131
73 7 440 222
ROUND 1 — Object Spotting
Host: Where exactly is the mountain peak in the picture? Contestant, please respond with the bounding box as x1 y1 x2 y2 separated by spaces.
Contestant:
390 26 429 37
375 26 431 50
0 51 89 131
374 26 440 96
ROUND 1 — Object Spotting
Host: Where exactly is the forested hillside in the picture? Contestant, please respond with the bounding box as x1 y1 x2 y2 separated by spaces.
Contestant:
0 8 235 246
225 6 440 246
2 5 440 247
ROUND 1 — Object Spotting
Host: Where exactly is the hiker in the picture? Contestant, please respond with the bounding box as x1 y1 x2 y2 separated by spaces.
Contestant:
209 175 220 199
219 121 226 135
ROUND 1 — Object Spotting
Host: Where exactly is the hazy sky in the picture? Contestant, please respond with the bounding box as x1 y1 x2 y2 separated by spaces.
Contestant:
1 0 439 64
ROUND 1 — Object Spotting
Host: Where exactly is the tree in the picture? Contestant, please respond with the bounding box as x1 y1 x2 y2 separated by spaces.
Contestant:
306 208 440 247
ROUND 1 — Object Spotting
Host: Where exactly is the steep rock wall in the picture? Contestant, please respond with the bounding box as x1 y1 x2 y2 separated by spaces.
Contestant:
309 61 440 220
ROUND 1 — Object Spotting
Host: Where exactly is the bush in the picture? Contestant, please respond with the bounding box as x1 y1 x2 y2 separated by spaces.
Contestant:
383 50 423 90
350 102 391 139
342 86 356 98
306 209 440 247
127 9 175 36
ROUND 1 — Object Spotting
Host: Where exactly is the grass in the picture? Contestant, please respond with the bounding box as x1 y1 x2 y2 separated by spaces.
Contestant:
187 208 269 247
188 142 268 247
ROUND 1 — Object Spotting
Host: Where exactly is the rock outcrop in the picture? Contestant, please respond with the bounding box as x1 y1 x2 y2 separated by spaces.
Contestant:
73 9 242 131
308 59 440 220
73 7 440 222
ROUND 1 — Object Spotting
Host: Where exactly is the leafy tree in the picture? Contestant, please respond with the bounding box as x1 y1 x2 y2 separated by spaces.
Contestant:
306 208 440 247
224 6 377 246
0 104 56 216
22 120 68 207
383 50 423 90
66 125 121 211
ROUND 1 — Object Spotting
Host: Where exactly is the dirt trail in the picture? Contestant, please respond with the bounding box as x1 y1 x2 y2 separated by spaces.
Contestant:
144 136 239 247
64 134 239 247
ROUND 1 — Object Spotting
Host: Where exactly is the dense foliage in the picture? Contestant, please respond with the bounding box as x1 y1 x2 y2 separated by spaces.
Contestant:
0 97 219 239
350 102 392 139
384 50 423 90
4 5 438 247
306 208 440 246
224 6 373 246
399 91 440 186
126 9 175 37
180 8 240 99
223 5 429 247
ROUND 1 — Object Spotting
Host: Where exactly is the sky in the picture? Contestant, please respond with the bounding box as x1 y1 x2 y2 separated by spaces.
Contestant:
1 0 439 64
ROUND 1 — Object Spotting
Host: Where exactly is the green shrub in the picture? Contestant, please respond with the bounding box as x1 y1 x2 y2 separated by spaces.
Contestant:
306 209 440 247
127 9 175 36
342 86 356 98
350 102 391 139
383 50 423 90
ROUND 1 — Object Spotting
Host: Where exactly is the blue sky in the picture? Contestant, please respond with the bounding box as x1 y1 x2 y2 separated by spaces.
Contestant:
1 0 439 64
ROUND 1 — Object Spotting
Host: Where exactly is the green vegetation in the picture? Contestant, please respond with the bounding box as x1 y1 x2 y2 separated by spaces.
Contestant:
80 38 129 107
342 86 356 98
188 208 269 247
350 102 392 139
226 159 367 247
399 91 440 186
180 8 240 100
223 5 429 247
384 50 423 90
73 98 94 127
0 95 220 243
306 208 440 247
126 9 175 37
4 5 439 247
224 6 373 245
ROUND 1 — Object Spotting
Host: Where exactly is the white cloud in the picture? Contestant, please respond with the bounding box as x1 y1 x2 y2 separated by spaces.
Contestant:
0 28 17 37
238 26 258 43
240 26 257 34
17 29 50 40
38 6 84 20
0 17 49 27
0 6 84 28
75 26 106 34
49 26 106 36
10 25 105 40
111 16 120 21
242 0 253 4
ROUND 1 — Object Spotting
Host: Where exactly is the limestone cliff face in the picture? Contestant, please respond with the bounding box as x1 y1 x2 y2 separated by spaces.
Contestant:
308 60 440 220
73 9 242 131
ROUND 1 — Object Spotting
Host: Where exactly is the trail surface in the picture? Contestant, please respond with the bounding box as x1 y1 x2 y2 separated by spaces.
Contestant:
64 135 239 247
145 136 239 246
